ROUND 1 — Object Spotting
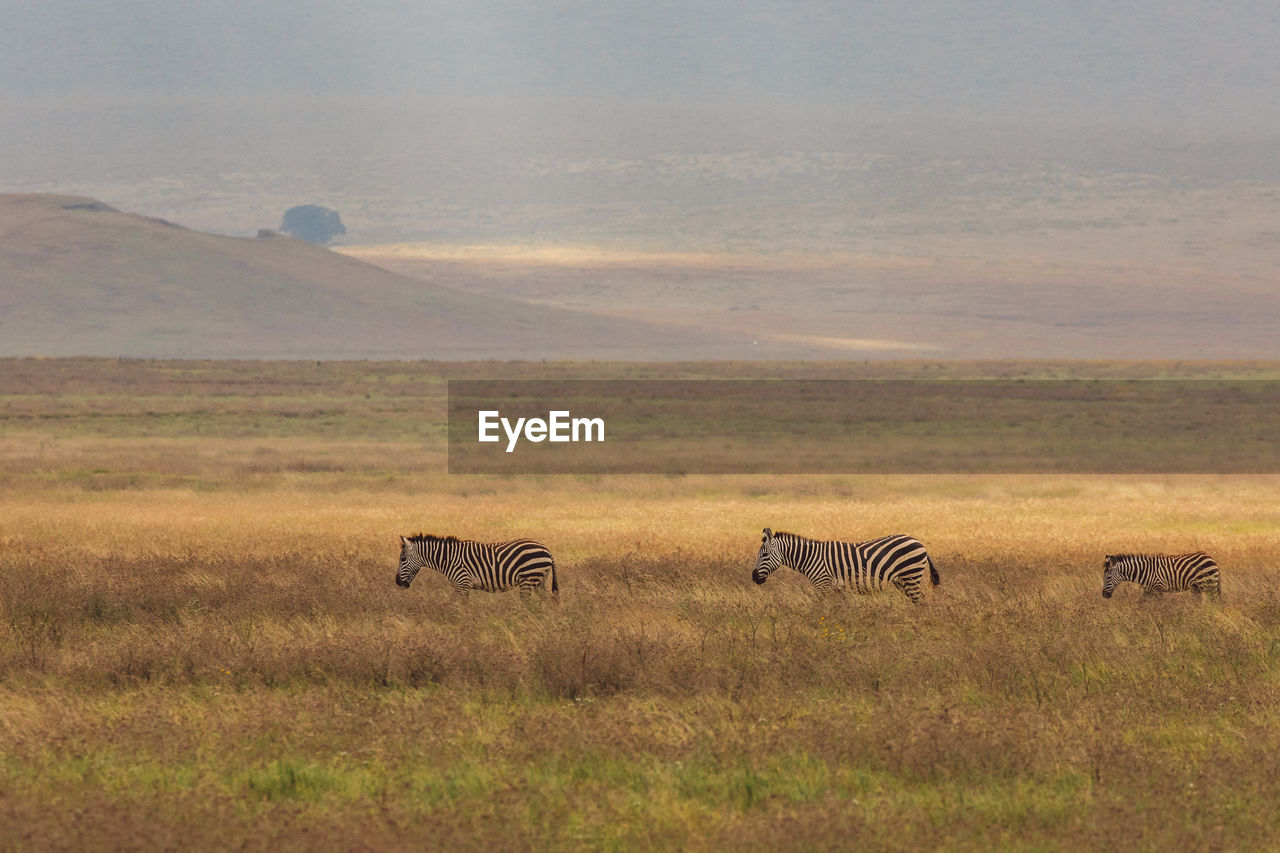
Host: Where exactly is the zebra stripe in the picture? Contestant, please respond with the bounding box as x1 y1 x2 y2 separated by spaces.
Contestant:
1102 552 1220 599
397 533 558 596
752 528 940 603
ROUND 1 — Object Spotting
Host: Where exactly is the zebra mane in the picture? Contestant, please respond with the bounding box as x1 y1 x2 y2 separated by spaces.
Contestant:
406 533 460 544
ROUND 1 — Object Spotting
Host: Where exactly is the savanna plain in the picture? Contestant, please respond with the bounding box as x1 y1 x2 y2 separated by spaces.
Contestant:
3 358 1280 851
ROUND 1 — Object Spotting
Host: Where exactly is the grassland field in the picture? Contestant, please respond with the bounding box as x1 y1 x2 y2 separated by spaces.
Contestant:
3 358 1280 850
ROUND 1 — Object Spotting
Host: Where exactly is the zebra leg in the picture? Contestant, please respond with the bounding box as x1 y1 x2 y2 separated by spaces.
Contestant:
893 576 924 604
1194 579 1221 600
1142 586 1162 599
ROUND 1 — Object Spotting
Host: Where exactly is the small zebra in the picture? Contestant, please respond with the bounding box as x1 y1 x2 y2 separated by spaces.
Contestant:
1102 552 1220 599
752 528 940 603
396 533 558 596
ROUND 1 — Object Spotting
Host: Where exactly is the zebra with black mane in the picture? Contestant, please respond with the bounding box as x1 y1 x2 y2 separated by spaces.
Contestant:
752 528 940 603
1101 552 1220 599
396 533 558 597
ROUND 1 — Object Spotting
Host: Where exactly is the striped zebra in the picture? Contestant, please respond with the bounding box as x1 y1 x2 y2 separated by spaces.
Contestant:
752 528 940 603
1102 552 1220 599
396 533 558 596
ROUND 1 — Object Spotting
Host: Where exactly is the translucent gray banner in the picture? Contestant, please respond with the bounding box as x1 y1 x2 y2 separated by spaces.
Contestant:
447 379 1280 474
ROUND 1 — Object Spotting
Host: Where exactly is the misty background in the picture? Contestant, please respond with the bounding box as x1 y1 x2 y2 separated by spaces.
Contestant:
4 1 1279 249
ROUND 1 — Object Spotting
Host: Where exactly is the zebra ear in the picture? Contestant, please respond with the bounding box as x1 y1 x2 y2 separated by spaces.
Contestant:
400 535 409 546
762 527 772 539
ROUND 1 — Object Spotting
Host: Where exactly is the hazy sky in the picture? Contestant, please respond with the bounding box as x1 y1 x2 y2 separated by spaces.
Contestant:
6 1 1279 119
3 1 1278 241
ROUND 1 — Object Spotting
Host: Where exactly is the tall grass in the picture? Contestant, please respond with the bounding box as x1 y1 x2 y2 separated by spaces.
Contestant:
4 494 1280 849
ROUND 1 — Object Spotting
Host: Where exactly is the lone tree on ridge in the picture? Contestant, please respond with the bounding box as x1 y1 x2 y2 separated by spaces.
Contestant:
280 205 346 244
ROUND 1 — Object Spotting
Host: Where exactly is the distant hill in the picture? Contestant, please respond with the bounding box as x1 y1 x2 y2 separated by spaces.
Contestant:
0 194 830 360
13 193 1275 361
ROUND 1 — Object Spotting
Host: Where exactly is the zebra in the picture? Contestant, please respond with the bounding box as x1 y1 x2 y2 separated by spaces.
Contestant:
396 533 558 596
1101 552 1220 599
752 528 940 603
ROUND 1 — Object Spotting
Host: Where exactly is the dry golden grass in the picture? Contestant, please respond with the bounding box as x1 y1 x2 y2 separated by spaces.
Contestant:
4 477 1280 849
4 360 1280 850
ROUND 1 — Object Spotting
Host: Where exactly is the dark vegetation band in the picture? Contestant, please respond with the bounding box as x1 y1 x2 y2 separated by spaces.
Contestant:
449 379 1280 474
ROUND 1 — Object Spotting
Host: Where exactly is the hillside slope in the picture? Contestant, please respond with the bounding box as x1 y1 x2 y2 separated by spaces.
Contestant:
0 194 814 360
344 228 1280 361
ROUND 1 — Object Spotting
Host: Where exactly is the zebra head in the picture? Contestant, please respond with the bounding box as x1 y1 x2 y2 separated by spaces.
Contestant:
1101 554 1120 598
396 535 425 588
752 527 783 585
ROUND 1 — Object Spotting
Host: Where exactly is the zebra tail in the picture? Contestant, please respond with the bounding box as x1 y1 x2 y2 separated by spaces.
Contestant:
928 554 940 586
551 557 559 595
